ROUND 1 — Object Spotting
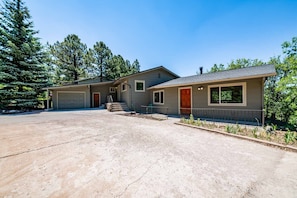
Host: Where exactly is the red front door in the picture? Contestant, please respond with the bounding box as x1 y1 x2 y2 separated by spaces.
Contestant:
94 93 100 107
180 88 191 115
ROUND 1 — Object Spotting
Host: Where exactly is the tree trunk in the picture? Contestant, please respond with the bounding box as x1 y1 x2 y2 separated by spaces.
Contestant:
100 57 103 82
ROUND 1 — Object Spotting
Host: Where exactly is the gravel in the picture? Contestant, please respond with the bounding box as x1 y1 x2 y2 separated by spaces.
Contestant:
1 109 297 197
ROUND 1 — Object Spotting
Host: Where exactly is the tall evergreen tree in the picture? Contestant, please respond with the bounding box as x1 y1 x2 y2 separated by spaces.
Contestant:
106 55 127 80
0 0 49 110
50 34 87 85
131 59 140 74
86 41 112 81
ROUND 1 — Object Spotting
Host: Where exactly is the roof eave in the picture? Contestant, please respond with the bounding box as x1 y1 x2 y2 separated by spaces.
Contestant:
43 81 114 90
148 72 276 90
113 66 179 85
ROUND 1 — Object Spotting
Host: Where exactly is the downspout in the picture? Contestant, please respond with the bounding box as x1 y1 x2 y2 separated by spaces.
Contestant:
262 77 265 127
89 84 92 108
46 89 49 111
123 82 133 110
130 84 133 111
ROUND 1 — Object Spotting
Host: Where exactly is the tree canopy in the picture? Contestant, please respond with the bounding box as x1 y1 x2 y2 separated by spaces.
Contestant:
49 36 140 85
49 34 88 85
86 41 112 81
0 0 49 110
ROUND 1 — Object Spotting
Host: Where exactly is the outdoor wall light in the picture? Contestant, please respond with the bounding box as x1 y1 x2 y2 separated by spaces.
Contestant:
197 86 204 91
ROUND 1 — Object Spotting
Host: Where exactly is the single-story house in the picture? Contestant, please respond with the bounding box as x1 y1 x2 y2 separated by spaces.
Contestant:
148 64 276 123
45 64 276 124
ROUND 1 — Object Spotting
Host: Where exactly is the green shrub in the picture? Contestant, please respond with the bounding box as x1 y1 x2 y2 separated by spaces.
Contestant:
189 114 194 124
195 118 201 126
225 125 237 134
284 130 296 144
251 127 259 138
236 123 242 132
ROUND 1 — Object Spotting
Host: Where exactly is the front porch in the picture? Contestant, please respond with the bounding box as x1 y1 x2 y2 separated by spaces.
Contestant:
139 105 265 126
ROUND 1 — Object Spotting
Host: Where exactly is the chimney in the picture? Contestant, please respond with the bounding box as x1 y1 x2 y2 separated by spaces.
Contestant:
199 67 203 75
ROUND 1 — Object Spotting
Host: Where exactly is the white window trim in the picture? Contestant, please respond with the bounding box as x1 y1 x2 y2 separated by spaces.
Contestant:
153 90 164 105
109 87 116 93
208 82 247 106
135 80 145 92
121 81 127 92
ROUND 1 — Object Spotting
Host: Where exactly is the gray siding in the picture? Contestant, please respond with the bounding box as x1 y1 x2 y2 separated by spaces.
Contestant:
119 83 130 107
151 78 264 122
119 69 178 111
51 83 114 110
52 86 90 110
91 83 113 105
149 87 178 115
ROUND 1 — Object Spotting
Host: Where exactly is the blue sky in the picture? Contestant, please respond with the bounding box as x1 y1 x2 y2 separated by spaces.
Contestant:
26 0 297 76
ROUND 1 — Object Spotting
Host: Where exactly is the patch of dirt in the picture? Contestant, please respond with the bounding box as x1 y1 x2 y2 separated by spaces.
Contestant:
119 112 168 121
180 119 297 148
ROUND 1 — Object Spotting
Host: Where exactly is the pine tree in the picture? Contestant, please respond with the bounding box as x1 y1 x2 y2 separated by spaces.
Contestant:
106 55 126 80
0 0 49 110
131 59 140 73
50 34 87 85
86 41 112 81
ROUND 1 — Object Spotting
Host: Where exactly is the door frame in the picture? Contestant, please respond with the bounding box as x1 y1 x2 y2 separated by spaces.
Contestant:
92 92 101 108
178 87 192 114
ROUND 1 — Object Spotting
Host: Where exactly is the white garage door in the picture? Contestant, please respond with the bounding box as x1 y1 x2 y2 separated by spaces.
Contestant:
57 92 86 109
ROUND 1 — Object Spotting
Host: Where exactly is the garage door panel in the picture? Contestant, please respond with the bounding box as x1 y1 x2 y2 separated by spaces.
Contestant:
58 92 85 109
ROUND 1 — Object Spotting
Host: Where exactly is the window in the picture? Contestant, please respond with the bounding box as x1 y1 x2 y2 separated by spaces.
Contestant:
109 87 116 93
208 82 246 106
135 80 145 92
153 90 164 105
121 82 127 92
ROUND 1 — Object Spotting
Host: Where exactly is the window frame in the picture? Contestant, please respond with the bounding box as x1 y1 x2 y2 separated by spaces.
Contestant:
208 82 247 106
153 90 164 105
109 87 116 93
135 80 145 92
121 81 127 92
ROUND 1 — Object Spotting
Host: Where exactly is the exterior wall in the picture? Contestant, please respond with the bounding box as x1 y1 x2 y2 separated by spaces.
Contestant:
51 86 90 110
149 87 178 115
191 78 263 109
51 83 115 109
150 78 264 122
119 69 178 111
119 82 130 108
91 83 114 105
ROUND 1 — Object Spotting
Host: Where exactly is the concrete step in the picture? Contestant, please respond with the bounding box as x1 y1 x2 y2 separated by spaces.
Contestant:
107 102 129 112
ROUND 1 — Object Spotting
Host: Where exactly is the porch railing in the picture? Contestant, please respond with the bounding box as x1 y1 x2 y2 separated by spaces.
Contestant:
141 105 169 119
180 108 264 126
107 95 113 103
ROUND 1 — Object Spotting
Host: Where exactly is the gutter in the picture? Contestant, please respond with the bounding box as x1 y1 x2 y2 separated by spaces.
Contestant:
148 73 276 90
43 81 114 90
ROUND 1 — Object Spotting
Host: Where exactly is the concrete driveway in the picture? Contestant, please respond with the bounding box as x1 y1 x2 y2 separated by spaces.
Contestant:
1 110 297 197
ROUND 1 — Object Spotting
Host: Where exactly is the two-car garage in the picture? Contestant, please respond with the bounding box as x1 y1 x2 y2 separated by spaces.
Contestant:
57 92 86 109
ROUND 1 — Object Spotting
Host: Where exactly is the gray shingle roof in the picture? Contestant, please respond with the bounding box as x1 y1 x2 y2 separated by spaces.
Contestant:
149 64 276 89
113 66 179 85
